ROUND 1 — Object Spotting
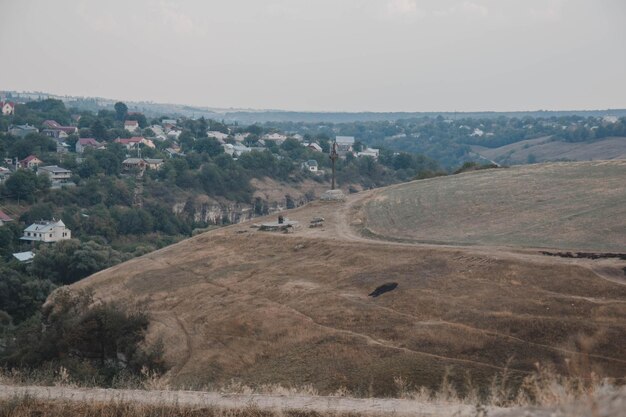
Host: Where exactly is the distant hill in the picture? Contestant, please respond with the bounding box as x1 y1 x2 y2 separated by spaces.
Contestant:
3 90 626 123
72 160 626 395
471 136 626 165
362 160 626 251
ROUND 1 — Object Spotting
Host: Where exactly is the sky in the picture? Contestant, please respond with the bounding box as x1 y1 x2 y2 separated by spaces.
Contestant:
1 0 625 112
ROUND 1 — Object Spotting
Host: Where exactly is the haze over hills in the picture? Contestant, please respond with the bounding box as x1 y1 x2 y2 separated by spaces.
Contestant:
72 160 626 395
3 90 626 123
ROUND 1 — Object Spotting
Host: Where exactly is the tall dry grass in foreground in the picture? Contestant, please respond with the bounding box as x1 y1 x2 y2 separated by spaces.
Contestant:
0 397 360 417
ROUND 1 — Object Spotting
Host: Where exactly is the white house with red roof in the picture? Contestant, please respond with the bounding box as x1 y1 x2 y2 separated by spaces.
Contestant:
42 120 77 135
114 136 155 149
0 210 14 226
76 138 105 154
20 155 43 169
0 101 15 115
124 120 140 132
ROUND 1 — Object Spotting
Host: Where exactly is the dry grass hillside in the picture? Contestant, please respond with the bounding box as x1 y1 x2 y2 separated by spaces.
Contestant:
72 161 626 396
471 136 626 165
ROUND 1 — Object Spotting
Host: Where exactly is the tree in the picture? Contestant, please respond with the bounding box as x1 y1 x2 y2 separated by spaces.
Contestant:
114 102 128 121
3 169 49 203
90 119 108 140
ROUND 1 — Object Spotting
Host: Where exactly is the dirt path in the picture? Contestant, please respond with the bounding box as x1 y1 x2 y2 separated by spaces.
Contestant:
0 384 491 416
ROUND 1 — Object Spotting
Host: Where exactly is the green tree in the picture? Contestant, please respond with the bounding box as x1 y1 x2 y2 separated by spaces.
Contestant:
114 102 128 121
3 169 49 203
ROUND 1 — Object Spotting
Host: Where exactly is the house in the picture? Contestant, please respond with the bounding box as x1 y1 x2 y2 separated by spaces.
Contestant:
38 165 72 182
290 133 304 142
21 219 71 243
9 124 38 138
357 148 380 159
144 158 164 170
20 155 43 169
161 119 177 126
13 251 35 263
0 210 14 226
335 136 355 155
0 167 11 183
262 133 287 144
207 131 230 141
114 137 155 149
306 142 323 152
55 140 70 154
165 148 184 158
124 120 140 132
0 101 16 115
303 159 318 173
122 158 146 171
222 143 252 157
42 129 69 140
122 158 164 172
233 133 250 142
76 138 105 154
42 120 77 135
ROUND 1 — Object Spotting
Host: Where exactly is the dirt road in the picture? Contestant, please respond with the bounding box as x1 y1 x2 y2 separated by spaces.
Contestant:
0 384 487 416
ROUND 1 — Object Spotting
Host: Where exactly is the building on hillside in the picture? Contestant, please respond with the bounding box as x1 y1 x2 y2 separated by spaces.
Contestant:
144 158 164 170
165 148 184 158
42 120 77 135
0 210 14 226
207 131 230 141
42 129 69 140
54 139 70 154
233 133 250 142
124 120 140 132
122 157 164 172
21 219 71 243
13 251 35 263
38 165 72 182
262 133 287 144
290 133 304 142
357 148 380 159
303 159 318 173
306 142 323 152
0 101 16 115
76 138 105 154
335 136 355 155
222 143 252 157
0 166 11 183
20 155 43 169
161 119 177 126
114 136 155 149
9 124 38 138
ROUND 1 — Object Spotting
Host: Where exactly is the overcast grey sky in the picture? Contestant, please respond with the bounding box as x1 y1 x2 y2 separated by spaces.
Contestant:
1 0 625 112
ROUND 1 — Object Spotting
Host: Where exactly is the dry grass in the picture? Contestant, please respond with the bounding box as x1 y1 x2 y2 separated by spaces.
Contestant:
363 160 626 251
64 161 626 396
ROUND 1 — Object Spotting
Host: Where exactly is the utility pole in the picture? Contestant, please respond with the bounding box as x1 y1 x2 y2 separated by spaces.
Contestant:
329 142 338 190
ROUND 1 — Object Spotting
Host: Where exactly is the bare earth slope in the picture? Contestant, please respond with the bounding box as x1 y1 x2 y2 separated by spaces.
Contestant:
72 161 626 395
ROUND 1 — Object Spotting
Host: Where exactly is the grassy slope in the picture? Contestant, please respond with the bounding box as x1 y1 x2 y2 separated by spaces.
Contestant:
72 161 626 395
362 161 626 251
471 136 626 164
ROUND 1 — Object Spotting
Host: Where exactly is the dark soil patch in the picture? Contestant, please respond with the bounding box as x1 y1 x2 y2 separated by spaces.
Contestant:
541 251 626 260
369 282 398 298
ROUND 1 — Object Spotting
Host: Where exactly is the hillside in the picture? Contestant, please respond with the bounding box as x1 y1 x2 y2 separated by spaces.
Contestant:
72 161 626 395
471 136 626 165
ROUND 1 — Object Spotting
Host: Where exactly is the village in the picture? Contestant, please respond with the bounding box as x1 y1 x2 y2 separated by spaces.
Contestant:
0 98 388 267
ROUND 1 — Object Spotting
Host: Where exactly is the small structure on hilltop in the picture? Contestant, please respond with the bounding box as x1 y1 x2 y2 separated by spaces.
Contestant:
259 216 299 232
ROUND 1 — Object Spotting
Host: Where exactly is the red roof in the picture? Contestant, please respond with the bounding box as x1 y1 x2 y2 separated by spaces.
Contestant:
21 155 41 163
0 210 13 222
125 120 139 125
43 120 62 128
78 138 101 146
115 136 144 144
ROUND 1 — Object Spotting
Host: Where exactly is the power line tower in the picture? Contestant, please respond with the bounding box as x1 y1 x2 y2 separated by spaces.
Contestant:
329 141 338 190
